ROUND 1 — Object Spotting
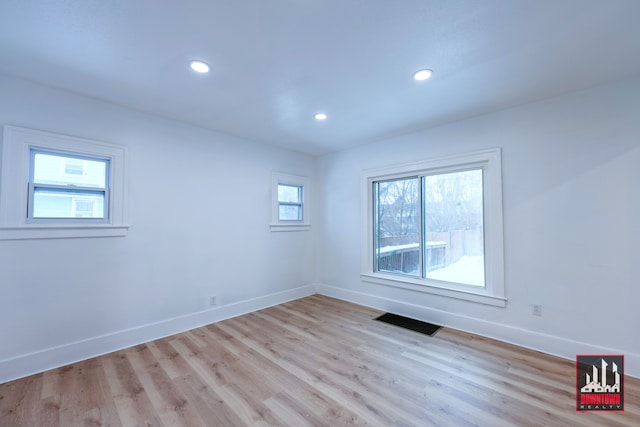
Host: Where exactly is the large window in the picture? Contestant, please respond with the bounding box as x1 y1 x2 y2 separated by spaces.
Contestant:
0 126 128 240
362 149 505 306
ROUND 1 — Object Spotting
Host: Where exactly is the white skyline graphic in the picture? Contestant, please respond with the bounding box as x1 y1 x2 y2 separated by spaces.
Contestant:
581 358 621 393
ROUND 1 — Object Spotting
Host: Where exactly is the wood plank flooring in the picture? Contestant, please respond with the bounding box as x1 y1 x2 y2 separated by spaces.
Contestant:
1 294 638 426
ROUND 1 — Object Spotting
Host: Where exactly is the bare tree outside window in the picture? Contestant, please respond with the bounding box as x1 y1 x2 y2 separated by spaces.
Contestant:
373 169 485 286
374 177 420 276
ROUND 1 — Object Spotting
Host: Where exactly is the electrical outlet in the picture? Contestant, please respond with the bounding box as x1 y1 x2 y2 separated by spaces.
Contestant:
209 296 217 307
532 304 542 316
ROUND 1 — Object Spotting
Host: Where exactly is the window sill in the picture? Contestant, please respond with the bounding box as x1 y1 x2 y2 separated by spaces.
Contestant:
361 272 506 307
269 224 311 232
0 224 129 240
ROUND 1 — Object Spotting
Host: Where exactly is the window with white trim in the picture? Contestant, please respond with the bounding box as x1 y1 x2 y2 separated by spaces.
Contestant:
0 126 128 240
361 149 505 306
271 172 310 231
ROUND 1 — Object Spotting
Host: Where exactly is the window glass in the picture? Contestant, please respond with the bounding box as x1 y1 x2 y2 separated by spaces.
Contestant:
33 152 107 188
362 149 504 306
64 158 84 176
30 150 109 220
423 169 484 286
373 169 485 287
279 205 302 221
277 183 303 221
374 177 420 276
278 184 301 203
33 189 104 219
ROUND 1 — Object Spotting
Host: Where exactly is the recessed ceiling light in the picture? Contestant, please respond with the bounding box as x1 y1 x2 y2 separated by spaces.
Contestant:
413 69 433 81
190 60 210 73
314 113 328 120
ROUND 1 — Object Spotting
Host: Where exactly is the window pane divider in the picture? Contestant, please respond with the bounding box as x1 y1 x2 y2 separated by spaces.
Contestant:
31 183 107 192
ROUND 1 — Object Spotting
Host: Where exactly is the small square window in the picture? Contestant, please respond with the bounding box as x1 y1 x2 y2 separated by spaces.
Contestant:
29 150 109 221
271 173 310 231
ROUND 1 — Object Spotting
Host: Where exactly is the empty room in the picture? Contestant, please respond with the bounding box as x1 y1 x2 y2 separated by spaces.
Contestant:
0 1 639 426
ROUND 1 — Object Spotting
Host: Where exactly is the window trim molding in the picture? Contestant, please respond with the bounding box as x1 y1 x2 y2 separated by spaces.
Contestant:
361 148 505 307
0 125 129 240
270 172 310 232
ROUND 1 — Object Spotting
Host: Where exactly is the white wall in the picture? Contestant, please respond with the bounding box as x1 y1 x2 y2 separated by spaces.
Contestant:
316 76 640 377
2 72 639 382
0 74 317 382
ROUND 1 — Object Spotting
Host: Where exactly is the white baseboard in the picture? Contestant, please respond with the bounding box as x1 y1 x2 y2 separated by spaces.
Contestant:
0 285 316 384
4 283 637 384
316 284 640 379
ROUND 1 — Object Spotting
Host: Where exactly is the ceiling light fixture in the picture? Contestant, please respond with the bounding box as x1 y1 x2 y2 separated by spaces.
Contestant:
314 113 328 120
413 69 433 81
190 60 210 73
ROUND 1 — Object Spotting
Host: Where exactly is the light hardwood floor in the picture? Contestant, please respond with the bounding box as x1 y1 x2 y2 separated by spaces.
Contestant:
1 295 638 426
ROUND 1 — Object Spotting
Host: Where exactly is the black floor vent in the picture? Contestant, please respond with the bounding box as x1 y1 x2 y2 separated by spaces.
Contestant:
374 313 442 336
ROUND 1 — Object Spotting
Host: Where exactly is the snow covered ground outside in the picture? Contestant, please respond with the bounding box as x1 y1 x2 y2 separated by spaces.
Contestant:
427 255 485 287
377 244 485 287
378 241 447 254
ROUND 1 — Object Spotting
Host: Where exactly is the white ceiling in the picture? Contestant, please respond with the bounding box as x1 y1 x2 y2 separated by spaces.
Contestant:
1 1 639 156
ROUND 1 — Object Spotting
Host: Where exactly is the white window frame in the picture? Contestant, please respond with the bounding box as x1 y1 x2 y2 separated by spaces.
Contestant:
0 126 129 240
361 148 505 307
270 172 310 232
